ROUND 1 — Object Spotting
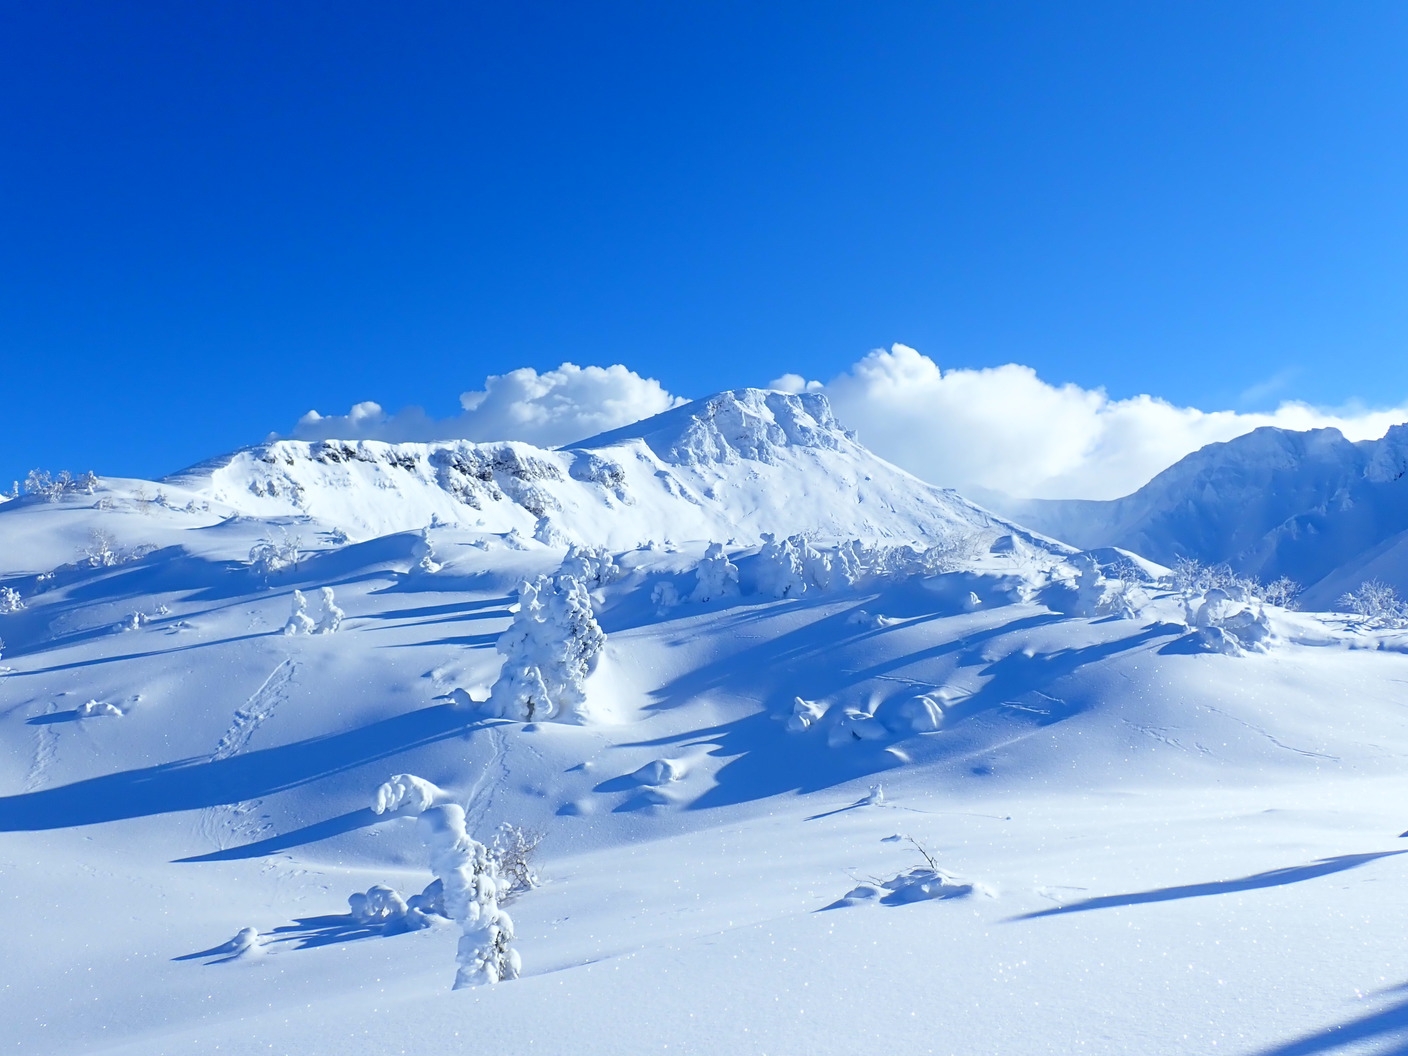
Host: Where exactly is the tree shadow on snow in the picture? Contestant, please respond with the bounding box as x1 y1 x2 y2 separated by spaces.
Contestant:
1248 982 1408 1055
0 705 489 832
625 613 1178 811
174 808 385 862
1010 850 1408 921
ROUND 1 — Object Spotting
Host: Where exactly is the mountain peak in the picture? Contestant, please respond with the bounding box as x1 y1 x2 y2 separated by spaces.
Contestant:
568 388 854 465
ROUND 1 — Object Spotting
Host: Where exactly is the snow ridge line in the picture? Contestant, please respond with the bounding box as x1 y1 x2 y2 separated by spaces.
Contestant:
211 658 296 762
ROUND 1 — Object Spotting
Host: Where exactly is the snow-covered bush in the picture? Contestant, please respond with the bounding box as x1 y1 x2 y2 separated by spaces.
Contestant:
489 823 543 902
650 581 681 614
690 543 740 602
786 696 827 732
1191 587 1273 654
1261 576 1302 609
419 804 520 988
348 884 409 925
372 773 444 815
76 699 122 718
1339 580 1408 628
558 545 620 588
1066 553 1140 619
487 574 605 722
283 590 316 635
0 587 23 613
84 529 118 568
248 531 301 581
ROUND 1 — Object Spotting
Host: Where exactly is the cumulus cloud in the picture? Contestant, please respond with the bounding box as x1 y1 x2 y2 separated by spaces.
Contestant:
774 344 1408 500
292 363 685 450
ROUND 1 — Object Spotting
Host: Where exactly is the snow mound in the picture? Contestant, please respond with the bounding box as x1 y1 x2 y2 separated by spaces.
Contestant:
826 868 984 909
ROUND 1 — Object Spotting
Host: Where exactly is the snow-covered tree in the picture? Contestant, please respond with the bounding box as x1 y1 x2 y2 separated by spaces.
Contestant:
690 543 740 602
314 587 344 633
558 544 620 588
755 534 807 597
412 528 442 574
0 587 23 614
283 590 316 635
372 773 444 815
487 574 605 722
419 804 520 988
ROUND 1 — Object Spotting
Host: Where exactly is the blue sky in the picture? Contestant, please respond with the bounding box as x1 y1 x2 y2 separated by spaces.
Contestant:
4 2 1408 486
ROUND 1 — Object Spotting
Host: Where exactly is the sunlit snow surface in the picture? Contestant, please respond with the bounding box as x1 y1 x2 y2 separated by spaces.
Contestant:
4 401 1408 1055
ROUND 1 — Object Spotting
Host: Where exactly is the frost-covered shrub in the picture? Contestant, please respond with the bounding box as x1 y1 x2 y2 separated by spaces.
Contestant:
1339 580 1408 628
24 469 98 501
489 823 543 902
84 529 118 568
248 531 301 581
487 574 605 722
0 587 23 613
283 590 316 635
419 804 520 988
690 543 740 602
1261 576 1302 609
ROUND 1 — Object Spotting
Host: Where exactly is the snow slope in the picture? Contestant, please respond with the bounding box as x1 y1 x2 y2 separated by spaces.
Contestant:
992 423 1408 607
3 394 1408 1055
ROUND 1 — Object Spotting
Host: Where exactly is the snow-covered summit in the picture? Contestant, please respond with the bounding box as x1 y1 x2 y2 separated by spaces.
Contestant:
162 388 1046 551
571 388 850 465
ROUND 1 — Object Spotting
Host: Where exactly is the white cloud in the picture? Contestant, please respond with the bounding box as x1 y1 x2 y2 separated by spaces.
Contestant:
292 363 685 450
288 349 1408 502
782 344 1408 500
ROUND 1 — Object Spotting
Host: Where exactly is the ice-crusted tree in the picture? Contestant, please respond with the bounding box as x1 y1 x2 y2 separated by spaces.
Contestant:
558 544 620 588
314 587 344 633
690 542 740 602
1339 580 1407 628
487 574 605 722
283 590 316 635
419 804 520 988
755 534 808 597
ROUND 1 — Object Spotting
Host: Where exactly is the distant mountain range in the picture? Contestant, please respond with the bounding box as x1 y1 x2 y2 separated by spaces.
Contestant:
986 423 1408 608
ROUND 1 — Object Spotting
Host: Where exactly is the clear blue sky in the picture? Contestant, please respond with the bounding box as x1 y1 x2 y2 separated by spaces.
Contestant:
3 2 1408 483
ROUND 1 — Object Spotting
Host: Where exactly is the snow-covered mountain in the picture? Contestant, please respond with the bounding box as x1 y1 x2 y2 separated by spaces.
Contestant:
166 388 1041 551
990 423 1408 607
4 387 1408 1056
